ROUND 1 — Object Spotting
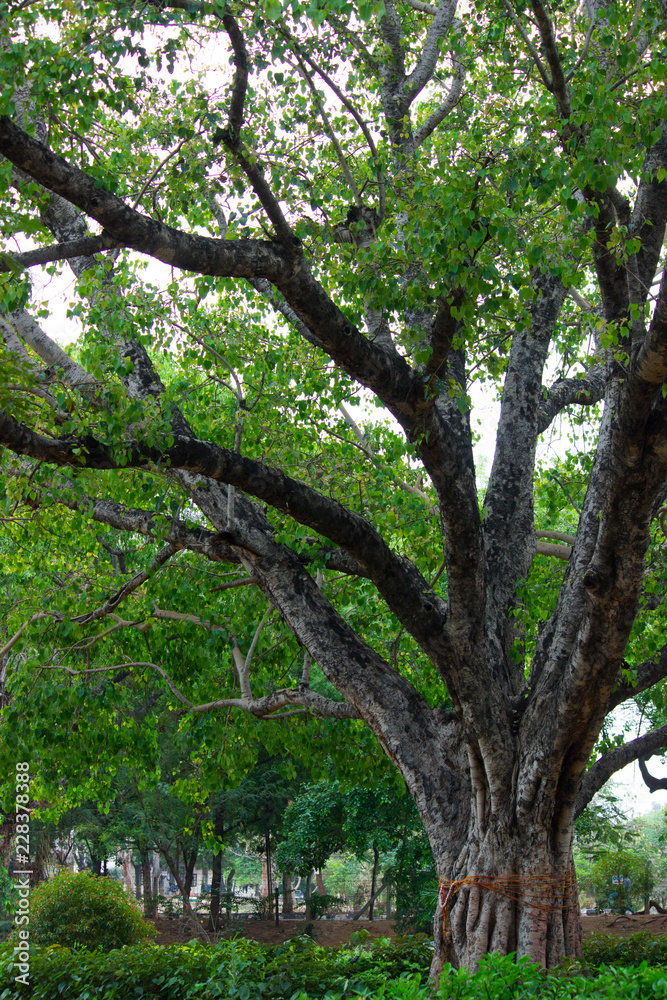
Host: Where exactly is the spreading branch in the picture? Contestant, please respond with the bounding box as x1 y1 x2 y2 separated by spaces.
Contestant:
411 46 465 152
607 645 667 713
0 412 452 667
0 233 118 272
536 365 606 434
638 756 667 792
0 116 296 282
70 544 178 625
43 655 358 719
576 723 667 815
217 13 296 248
528 0 571 117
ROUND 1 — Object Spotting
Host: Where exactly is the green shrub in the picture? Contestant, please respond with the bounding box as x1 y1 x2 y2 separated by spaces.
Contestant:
1 936 667 1000
586 849 654 913
582 931 667 966
19 871 155 951
307 893 342 918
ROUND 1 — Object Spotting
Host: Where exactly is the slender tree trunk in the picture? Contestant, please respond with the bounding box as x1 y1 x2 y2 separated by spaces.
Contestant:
369 843 379 921
157 842 195 918
151 851 160 902
304 870 313 921
140 852 156 918
265 832 273 917
261 855 269 898
183 842 199 900
282 872 294 915
208 804 226 931
225 867 235 923
209 853 223 930
120 849 134 896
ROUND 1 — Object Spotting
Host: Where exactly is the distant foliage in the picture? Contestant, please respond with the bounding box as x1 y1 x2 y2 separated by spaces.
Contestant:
384 834 438 933
587 849 654 913
24 871 154 951
582 931 667 967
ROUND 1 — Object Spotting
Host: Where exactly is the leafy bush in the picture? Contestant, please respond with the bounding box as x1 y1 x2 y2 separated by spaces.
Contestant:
0 933 432 999
18 871 155 951
2 935 667 1000
0 934 450 1000
586 849 654 913
582 931 667 967
307 893 342 918
384 833 437 933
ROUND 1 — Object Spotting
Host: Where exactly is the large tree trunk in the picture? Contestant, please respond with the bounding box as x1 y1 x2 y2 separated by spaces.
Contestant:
6 2 667 982
418 752 583 977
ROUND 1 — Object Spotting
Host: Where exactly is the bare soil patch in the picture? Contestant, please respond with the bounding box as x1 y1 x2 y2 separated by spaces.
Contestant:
581 913 667 940
151 915 397 948
151 913 667 948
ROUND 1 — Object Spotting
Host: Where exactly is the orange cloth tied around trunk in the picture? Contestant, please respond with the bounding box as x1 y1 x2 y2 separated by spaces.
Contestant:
438 872 579 933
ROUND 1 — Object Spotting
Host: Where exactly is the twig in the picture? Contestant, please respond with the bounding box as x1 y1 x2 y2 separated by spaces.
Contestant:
71 544 178 625
41 661 194 708
565 16 596 83
209 576 258 592
293 56 363 209
502 0 552 91
0 612 51 658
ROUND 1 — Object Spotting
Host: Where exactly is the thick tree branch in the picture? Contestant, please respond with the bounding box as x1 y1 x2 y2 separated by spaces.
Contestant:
3 310 96 389
0 414 451 664
0 613 50 659
575 724 667 816
528 0 571 117
217 13 296 248
502 1 552 91
637 756 667 792
0 116 485 611
424 291 463 379
404 0 458 106
0 117 296 282
483 270 567 684
0 234 118 272
607 646 667 712
632 125 667 302
536 365 606 434
410 48 465 151
535 540 571 560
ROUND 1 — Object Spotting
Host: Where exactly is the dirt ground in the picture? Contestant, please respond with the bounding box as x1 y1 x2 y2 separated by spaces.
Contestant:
150 912 667 948
150 915 397 948
580 913 667 940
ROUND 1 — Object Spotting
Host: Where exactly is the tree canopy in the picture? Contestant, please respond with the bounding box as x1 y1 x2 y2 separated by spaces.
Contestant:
2 0 667 975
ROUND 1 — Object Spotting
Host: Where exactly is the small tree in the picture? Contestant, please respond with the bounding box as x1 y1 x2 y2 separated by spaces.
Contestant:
587 849 654 915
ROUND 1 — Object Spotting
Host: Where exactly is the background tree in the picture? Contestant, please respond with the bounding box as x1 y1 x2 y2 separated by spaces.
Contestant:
3 0 667 975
